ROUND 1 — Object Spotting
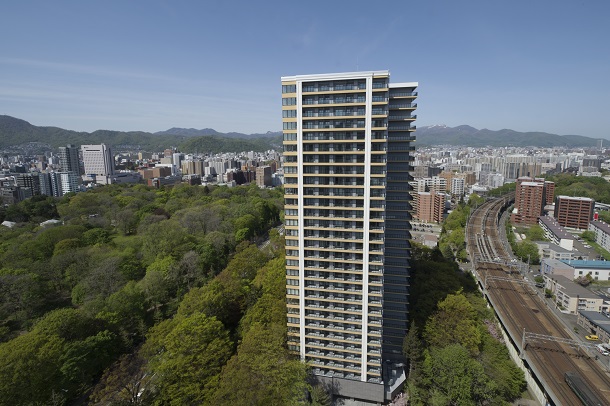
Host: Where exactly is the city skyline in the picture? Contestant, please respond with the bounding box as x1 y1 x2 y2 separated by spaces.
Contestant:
1 1 609 138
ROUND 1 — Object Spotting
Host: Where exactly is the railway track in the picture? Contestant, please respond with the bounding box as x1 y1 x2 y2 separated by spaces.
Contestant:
466 196 610 405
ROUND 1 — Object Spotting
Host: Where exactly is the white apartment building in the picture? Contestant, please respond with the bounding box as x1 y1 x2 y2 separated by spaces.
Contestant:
282 70 416 404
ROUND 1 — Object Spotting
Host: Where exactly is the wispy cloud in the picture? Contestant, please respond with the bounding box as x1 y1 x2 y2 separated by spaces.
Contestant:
0 57 178 82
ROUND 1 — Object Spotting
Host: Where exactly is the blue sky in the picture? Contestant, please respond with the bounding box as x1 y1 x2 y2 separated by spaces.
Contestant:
1 0 609 138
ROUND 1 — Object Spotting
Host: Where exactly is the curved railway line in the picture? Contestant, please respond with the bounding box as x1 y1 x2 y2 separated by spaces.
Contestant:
466 195 610 405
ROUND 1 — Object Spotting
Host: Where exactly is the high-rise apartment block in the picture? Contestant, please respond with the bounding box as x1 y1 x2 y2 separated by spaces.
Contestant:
181 160 206 176
58 144 81 174
554 196 594 230
282 71 416 404
511 176 555 225
412 176 446 194
416 191 445 223
256 165 272 188
451 177 465 198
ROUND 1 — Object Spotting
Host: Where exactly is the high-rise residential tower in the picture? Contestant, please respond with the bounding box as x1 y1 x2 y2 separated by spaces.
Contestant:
282 71 417 404
58 144 81 174
554 195 594 230
511 176 555 225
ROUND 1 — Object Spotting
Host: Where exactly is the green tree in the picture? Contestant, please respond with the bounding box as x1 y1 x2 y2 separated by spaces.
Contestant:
143 313 233 405
513 240 539 264
525 225 546 241
212 323 307 405
308 384 331 406
424 292 482 356
581 230 595 243
422 344 496 405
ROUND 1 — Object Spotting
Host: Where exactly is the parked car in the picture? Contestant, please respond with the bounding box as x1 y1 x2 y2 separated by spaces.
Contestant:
596 344 609 356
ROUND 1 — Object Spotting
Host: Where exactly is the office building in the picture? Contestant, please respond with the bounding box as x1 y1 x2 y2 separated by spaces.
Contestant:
16 173 41 196
554 196 594 230
81 144 115 184
282 71 416 404
57 144 80 174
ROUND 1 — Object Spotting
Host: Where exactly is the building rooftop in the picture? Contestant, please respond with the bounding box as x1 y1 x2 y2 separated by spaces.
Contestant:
553 275 603 299
579 310 610 335
537 241 571 253
281 70 390 81
590 220 610 235
556 195 594 202
560 259 610 270
543 258 573 268
539 216 574 240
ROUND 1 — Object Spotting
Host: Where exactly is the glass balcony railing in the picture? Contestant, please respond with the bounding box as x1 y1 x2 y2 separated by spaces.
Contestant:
390 91 417 97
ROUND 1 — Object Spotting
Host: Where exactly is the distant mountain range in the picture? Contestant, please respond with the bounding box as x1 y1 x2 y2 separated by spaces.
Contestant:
0 115 281 153
415 125 604 147
0 115 604 153
155 127 282 139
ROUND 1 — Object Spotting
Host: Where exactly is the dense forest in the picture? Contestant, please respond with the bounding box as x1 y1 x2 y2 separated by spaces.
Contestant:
0 183 525 405
0 183 311 405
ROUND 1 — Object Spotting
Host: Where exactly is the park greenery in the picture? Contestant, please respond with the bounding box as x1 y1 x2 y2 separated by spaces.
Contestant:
0 182 526 405
0 183 315 405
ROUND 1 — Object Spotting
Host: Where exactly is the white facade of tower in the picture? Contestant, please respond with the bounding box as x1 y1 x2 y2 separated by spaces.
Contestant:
282 71 417 404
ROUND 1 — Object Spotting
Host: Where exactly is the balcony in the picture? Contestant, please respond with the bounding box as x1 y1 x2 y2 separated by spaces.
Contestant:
388 115 416 121
387 125 416 131
389 103 417 109
390 91 417 98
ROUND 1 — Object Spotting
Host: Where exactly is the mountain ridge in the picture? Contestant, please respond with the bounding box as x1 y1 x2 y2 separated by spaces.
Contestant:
0 115 281 153
415 125 605 147
0 115 605 151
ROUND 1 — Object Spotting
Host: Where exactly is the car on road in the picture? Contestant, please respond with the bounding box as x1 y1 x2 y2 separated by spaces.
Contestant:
596 344 609 356
585 335 599 341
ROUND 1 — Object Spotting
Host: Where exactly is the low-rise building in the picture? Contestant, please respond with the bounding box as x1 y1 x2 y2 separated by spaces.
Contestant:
577 311 610 343
541 258 576 279
535 241 574 261
538 216 574 251
563 260 610 281
544 275 605 314
589 220 610 253
542 258 610 281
